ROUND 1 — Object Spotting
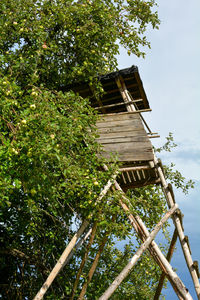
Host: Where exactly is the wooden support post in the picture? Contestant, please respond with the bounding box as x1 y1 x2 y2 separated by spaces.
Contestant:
184 236 192 255
154 228 178 300
34 220 89 300
78 216 116 300
62 228 93 269
115 76 136 112
70 222 98 300
34 175 116 300
154 155 200 300
193 261 200 279
99 205 186 300
116 76 153 135
112 180 192 300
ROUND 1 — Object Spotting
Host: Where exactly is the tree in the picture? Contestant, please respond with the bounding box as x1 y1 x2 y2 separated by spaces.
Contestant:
0 1 193 299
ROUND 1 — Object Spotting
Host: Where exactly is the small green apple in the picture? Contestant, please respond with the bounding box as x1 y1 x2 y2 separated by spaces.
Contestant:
21 119 27 125
31 91 38 96
30 188 37 196
30 104 36 109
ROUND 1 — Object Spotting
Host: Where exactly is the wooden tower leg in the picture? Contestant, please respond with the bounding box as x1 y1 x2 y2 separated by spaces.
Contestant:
154 228 178 300
99 205 182 300
34 219 89 300
78 215 116 300
34 176 116 300
113 180 192 300
154 155 200 300
62 228 93 269
70 222 98 300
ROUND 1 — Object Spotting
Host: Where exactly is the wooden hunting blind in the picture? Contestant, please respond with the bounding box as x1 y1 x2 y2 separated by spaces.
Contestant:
70 65 160 190
35 66 200 300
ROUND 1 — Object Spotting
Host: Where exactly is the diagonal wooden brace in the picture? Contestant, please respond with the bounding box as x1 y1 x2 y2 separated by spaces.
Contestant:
99 204 179 300
154 228 178 300
34 175 117 300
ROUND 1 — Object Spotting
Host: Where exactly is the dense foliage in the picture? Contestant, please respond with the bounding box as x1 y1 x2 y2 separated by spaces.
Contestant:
0 1 193 299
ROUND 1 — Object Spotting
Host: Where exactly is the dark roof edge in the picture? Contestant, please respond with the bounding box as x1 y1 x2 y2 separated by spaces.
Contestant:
101 65 149 109
62 65 150 109
100 65 138 81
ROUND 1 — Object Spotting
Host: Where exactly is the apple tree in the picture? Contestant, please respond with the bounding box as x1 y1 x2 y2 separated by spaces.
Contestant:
0 0 193 299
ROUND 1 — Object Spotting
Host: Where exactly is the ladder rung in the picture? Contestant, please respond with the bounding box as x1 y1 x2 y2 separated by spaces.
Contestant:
193 261 200 278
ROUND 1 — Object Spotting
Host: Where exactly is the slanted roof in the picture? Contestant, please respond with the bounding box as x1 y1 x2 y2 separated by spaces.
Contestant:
67 65 150 114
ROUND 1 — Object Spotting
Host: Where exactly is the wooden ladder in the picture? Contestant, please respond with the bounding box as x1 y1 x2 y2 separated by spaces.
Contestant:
153 155 200 300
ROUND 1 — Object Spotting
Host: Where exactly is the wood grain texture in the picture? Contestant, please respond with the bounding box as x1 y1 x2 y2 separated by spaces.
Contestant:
97 113 154 162
97 112 141 122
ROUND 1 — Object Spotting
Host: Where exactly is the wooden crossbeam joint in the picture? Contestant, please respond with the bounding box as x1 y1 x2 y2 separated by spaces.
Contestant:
184 236 192 255
174 209 184 232
157 158 165 176
168 183 175 204
193 261 200 278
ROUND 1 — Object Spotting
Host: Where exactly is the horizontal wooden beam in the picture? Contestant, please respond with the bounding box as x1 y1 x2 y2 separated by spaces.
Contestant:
119 178 161 190
148 135 160 139
99 108 152 117
94 99 143 110
119 165 152 172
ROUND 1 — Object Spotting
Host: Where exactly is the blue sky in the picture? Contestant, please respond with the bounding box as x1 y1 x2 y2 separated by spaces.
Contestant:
117 0 200 299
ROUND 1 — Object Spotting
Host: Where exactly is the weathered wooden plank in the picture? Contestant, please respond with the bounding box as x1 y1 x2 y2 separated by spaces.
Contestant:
100 141 152 151
98 124 144 134
97 136 149 144
100 151 154 162
96 107 154 162
97 129 145 139
98 112 141 122
119 165 151 172
96 118 142 128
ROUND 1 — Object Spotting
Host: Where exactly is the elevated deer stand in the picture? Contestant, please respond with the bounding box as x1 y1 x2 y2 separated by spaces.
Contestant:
34 66 200 300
